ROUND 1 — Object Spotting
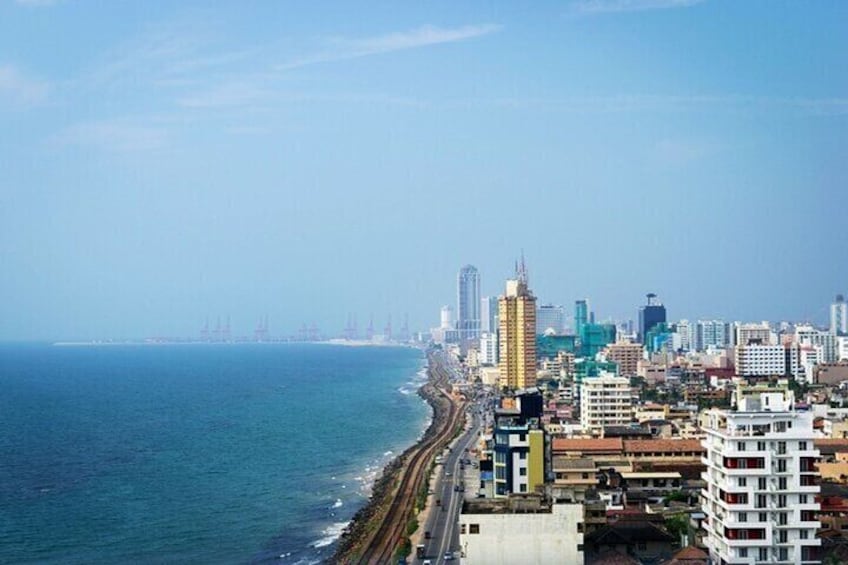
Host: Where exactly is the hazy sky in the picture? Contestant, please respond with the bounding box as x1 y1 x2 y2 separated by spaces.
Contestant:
1 0 847 340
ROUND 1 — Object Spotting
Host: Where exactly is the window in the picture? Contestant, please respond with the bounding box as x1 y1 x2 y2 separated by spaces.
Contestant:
469 524 480 534
757 441 766 451
637 542 647 551
757 495 767 509
759 512 767 522
778 495 787 507
778 460 787 472
759 548 768 561
800 495 808 504
779 513 788 526
779 477 787 490
519 433 526 442
737 441 747 451
519 468 527 476
800 441 807 450
758 478 767 490
778 441 787 455
778 548 788 561
519 484 527 493
800 530 809 539
739 512 748 523
581 473 589 479
461 524 466 534
739 478 747 487
779 531 788 543
519 451 526 460
739 548 748 558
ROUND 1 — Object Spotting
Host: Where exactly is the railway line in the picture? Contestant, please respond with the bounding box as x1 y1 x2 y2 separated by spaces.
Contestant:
352 353 464 564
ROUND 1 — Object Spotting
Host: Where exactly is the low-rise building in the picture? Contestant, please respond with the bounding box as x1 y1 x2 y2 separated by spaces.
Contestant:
459 498 584 565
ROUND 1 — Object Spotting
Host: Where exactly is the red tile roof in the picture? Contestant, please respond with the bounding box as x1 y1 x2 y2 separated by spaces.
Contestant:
552 438 624 453
624 439 704 453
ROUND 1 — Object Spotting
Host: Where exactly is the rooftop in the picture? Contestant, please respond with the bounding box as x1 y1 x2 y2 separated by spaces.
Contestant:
552 438 624 452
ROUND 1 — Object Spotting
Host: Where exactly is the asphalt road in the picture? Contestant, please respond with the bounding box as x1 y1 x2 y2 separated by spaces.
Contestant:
415 354 485 565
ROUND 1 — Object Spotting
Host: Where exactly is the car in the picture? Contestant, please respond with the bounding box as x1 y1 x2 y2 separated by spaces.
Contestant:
444 552 455 561
423 561 432 565
445 471 452 477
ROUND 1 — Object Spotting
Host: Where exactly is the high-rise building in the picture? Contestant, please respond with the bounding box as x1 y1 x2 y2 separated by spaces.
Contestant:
795 324 839 363
498 260 537 390
676 319 692 351
579 373 632 434
831 294 847 336
480 296 499 334
638 293 666 343
574 299 589 336
479 332 498 365
701 384 821 565
695 320 728 351
457 265 481 341
536 303 564 335
606 341 643 377
736 322 775 346
735 344 787 377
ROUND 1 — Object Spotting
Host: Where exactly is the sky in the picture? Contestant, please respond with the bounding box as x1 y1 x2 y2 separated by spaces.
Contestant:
1 0 846 341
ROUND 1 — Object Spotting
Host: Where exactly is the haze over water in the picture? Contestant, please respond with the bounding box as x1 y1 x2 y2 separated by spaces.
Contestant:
0 344 428 564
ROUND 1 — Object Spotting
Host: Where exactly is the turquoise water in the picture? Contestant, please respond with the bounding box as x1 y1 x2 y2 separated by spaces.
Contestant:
0 343 429 564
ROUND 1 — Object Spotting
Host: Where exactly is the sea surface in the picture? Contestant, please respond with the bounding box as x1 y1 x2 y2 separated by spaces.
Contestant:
0 343 430 564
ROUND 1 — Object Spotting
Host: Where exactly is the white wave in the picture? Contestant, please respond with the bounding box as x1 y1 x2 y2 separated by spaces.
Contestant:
332 498 343 509
383 450 393 457
308 521 350 548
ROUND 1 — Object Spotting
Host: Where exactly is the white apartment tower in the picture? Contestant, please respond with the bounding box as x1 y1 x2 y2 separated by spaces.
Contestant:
458 265 482 340
701 386 821 565
579 373 632 434
831 294 847 336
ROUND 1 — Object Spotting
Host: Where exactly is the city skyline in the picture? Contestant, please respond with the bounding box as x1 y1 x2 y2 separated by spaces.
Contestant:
2 1 847 340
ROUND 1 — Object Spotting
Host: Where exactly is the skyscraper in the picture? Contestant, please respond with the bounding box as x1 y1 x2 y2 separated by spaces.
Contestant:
831 294 847 336
574 299 589 337
457 265 481 341
498 259 536 390
637 293 666 343
701 384 821 564
536 304 564 335
480 296 499 334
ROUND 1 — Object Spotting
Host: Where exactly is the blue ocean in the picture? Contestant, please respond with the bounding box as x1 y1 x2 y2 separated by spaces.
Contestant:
0 343 429 564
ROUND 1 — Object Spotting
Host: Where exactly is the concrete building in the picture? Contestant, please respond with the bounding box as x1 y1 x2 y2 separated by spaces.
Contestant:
575 299 590 337
481 295 498 334
832 294 847 336
734 344 787 377
677 319 693 351
701 386 822 565
736 322 775 346
479 332 498 366
638 293 666 344
459 499 584 565
536 303 564 335
580 373 633 434
498 265 537 390
696 319 729 351
606 341 643 377
457 265 481 341
493 422 544 496
795 324 839 364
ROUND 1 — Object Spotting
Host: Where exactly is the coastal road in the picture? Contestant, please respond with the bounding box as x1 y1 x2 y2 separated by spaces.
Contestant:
418 390 483 564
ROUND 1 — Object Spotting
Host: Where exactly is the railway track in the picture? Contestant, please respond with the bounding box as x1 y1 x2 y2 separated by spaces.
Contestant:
353 355 464 564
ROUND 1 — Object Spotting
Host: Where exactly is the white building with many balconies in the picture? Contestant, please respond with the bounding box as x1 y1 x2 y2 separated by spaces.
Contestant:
701 385 821 564
579 373 632 434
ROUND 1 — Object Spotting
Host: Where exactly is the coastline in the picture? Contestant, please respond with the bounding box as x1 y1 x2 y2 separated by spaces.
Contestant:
330 356 449 563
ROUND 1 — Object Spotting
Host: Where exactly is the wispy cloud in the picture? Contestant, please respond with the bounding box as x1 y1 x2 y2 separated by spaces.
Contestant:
0 64 49 108
277 24 502 70
570 0 706 14
449 93 848 116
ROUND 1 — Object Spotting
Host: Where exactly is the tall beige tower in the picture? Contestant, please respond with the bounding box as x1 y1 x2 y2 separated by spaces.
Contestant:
498 259 536 390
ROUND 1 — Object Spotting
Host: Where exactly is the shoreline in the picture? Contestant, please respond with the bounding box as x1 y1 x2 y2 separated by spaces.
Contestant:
330 355 449 563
